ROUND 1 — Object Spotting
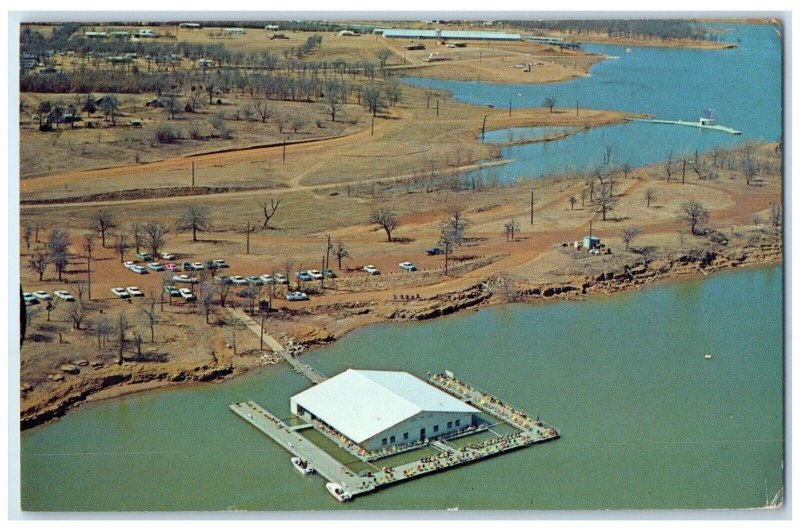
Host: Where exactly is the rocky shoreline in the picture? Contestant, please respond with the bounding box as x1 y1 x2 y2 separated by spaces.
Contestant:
20 238 782 432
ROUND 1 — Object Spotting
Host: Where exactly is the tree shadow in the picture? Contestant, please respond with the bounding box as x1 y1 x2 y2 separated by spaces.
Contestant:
392 237 415 244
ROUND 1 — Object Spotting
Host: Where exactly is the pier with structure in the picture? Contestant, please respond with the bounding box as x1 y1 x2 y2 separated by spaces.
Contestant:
230 361 560 501
630 110 741 135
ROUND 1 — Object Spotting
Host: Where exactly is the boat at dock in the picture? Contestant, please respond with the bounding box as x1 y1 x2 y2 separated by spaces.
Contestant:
326 482 352 502
291 457 315 475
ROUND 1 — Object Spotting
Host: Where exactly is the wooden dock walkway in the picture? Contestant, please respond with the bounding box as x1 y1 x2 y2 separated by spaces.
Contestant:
226 308 327 384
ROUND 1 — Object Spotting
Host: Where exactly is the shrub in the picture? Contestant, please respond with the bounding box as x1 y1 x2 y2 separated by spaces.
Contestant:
155 124 179 144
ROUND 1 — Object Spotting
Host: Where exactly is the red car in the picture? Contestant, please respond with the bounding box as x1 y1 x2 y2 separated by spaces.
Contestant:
165 263 180 272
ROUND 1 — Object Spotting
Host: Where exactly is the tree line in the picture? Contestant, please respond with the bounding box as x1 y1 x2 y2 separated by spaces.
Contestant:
502 19 710 41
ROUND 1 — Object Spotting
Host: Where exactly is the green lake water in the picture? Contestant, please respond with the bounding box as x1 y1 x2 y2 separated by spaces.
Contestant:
20 266 784 512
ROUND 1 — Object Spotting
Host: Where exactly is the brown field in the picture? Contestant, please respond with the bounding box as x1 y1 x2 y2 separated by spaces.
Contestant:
18 22 783 429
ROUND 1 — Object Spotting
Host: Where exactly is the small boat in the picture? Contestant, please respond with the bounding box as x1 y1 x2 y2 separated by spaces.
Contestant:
291 457 315 475
704 353 713 360
483 103 494 108
326 482 352 502
626 48 632 53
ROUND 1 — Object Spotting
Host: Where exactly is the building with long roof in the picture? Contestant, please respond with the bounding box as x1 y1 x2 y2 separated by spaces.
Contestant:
290 369 478 451
377 28 521 41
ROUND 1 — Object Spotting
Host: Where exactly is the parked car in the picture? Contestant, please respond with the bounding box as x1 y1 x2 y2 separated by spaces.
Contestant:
111 287 131 299
181 261 194 271
362 265 380 275
425 248 443 256
179 288 196 301
230 276 248 285
123 260 136 269
273 273 288 284
163 285 180 297
148 262 165 271
53 290 75 302
212 259 230 268
246 276 264 286
307 269 323 280
165 263 180 272
322 269 337 279
136 252 154 261
23 293 39 305
286 291 309 301
32 290 52 301
172 274 198 284
126 286 144 297
260 274 274 284
399 261 418 271
191 262 205 271
159 252 176 260
237 288 256 298
129 265 148 274
296 271 313 282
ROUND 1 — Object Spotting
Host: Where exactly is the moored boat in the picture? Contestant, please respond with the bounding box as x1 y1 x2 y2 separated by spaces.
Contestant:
325 482 352 502
290 457 315 475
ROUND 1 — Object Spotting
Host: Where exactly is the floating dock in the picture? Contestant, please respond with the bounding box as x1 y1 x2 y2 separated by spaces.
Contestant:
630 118 741 135
231 371 559 501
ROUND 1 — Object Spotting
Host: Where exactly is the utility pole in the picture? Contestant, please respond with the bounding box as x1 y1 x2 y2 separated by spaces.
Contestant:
191 161 195 187
371 116 374 136
282 138 286 161
481 115 487 140
320 255 326 290
576 99 579 117
682 158 686 184
260 311 265 351
508 98 512 117
436 99 439 117
87 253 92 301
530 190 534 225
245 222 252 254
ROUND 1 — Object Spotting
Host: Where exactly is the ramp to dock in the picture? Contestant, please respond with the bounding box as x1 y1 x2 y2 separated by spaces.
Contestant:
226 308 327 384
630 118 741 135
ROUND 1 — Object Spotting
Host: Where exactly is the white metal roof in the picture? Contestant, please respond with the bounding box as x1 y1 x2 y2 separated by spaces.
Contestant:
291 369 477 443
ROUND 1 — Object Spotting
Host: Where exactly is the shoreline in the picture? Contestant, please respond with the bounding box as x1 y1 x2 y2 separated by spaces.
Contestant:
20 241 782 433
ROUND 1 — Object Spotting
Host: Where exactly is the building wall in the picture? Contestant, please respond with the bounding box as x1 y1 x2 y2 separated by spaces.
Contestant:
361 411 475 451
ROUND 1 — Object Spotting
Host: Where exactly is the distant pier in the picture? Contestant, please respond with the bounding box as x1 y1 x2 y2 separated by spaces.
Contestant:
630 118 741 135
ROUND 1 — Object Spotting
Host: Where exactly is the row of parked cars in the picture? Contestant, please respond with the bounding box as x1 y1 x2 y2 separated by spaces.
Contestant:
124 253 230 275
23 289 76 305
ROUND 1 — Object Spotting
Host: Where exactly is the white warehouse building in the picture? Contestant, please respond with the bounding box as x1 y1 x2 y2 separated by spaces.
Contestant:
290 369 478 451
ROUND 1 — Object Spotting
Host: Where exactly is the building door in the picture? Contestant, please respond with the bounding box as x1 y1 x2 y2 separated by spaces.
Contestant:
420 428 426 440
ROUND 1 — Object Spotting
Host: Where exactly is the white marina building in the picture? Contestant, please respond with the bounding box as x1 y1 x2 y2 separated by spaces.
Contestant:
290 369 478 451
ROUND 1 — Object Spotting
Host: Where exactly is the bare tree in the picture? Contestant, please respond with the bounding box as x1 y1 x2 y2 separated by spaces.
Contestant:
114 233 130 262
48 228 71 281
143 222 169 258
23 224 33 250
679 200 710 235
543 94 556 113
176 204 211 242
743 156 758 186
254 100 273 123
116 312 130 365
334 240 350 270
444 203 470 247
259 199 282 229
770 201 782 230
226 316 244 355
438 227 457 276
200 282 215 323
621 162 632 179
665 151 674 182
83 232 97 300
65 302 90 330
217 280 232 308
140 296 158 342
27 253 49 281
595 183 615 221
290 111 304 134
131 223 144 254
362 84 384 117
645 187 656 208
622 226 642 251
375 48 392 71
93 315 112 349
370 207 399 242
89 210 116 247
569 195 577 211
324 82 344 122
504 218 519 241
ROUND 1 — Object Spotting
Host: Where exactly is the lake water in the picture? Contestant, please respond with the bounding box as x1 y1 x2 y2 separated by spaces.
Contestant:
402 23 782 181
21 266 783 511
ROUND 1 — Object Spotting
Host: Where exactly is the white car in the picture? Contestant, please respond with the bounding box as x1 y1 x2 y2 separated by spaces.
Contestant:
53 290 75 302
159 252 176 260
130 265 148 274
273 273 288 284
23 292 39 305
172 274 198 284
148 262 166 271
212 259 230 268
399 261 418 272
286 291 309 301
179 288 196 301
32 290 52 301
126 286 144 297
307 269 323 280
230 276 248 285
260 274 274 284
191 262 206 271
123 260 136 269
363 265 380 275
111 287 131 299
